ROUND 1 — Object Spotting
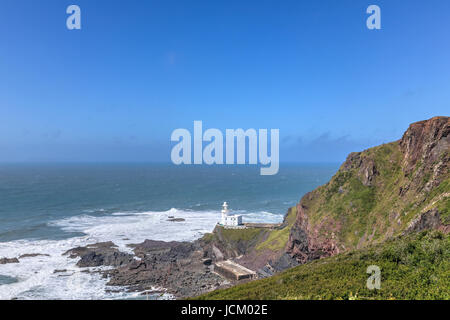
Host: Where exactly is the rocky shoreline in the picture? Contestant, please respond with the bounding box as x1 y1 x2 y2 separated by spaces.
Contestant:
63 237 235 299
56 212 297 299
0 220 285 299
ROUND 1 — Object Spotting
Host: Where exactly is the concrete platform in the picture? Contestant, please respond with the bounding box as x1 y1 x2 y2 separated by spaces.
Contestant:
243 223 282 229
214 260 257 281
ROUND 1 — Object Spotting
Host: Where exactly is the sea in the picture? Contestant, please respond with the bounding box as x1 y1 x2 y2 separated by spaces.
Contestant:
0 163 338 300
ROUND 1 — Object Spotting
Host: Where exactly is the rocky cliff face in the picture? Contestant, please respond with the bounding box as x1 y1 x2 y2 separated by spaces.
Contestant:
285 116 449 265
400 117 449 192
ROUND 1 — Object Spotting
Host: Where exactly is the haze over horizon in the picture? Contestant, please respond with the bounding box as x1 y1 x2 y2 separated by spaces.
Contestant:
1 0 449 163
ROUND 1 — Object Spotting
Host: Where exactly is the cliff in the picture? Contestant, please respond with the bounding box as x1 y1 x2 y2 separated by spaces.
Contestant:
285 116 449 264
197 116 450 300
199 117 449 275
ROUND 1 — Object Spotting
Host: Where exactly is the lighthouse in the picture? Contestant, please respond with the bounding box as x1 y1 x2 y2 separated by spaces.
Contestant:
221 202 229 225
220 202 243 228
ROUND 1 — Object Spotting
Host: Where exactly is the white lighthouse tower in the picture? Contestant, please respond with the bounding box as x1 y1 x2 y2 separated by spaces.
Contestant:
221 202 229 225
220 202 243 228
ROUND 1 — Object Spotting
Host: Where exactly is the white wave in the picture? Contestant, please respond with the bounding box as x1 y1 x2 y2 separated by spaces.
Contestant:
238 211 284 224
50 208 221 253
0 208 281 300
0 237 122 300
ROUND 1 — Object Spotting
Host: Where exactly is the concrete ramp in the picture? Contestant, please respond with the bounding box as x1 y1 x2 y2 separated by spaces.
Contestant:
214 260 257 281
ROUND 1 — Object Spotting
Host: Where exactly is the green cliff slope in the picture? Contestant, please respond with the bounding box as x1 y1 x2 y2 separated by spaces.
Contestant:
198 116 450 300
285 117 449 264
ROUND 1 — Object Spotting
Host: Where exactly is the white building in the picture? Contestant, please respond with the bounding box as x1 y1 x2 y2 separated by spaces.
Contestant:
220 202 243 227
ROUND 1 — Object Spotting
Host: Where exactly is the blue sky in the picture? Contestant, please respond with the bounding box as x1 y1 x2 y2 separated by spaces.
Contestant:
0 0 449 162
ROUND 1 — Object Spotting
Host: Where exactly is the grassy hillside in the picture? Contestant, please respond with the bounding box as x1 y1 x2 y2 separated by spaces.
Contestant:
197 118 449 300
255 206 297 252
197 230 450 300
301 141 449 251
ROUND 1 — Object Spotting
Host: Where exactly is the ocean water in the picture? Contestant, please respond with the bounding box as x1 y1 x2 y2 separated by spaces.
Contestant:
0 163 338 300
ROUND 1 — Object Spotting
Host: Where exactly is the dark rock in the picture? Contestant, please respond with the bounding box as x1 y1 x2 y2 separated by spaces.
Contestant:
64 241 134 268
404 209 443 234
53 269 67 273
400 116 449 175
0 258 19 264
77 251 134 268
130 239 185 256
343 152 379 186
104 240 228 298
359 158 377 186
167 218 185 222
19 253 50 259
65 238 230 299
271 253 299 272
64 241 117 258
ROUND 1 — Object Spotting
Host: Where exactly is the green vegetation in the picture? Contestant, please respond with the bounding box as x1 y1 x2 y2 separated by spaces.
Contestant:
439 197 450 224
217 227 266 242
202 226 268 245
300 142 449 248
201 225 270 258
197 230 450 300
427 178 450 224
201 207 298 255
256 206 297 252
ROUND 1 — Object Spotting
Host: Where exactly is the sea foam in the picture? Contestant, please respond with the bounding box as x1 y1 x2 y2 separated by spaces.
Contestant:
0 208 281 300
